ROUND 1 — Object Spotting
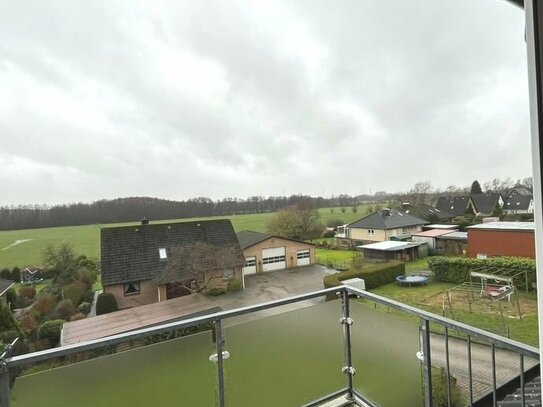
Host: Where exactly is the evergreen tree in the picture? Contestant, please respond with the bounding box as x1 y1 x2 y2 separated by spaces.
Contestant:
470 180 482 194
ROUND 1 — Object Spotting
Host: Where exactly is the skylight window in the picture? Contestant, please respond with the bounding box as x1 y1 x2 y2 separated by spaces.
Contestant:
159 248 167 259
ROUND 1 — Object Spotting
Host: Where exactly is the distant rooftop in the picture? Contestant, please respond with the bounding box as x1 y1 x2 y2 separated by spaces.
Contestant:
435 231 467 240
467 222 535 231
412 229 458 238
358 240 421 251
425 224 459 229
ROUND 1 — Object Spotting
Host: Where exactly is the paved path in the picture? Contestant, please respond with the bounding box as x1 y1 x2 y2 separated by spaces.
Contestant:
87 289 102 318
430 333 538 402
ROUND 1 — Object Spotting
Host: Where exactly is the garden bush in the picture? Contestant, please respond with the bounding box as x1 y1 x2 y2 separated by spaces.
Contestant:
39 286 62 302
53 299 76 321
96 293 118 315
62 282 87 307
227 281 242 292
77 301 91 315
16 286 36 308
5 288 17 311
323 261 405 299
78 268 97 289
38 320 65 346
206 287 226 296
18 312 39 336
0 268 11 280
32 294 57 317
428 256 536 290
11 267 21 282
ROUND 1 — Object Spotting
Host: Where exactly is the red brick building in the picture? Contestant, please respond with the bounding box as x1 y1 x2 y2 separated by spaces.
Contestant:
467 222 535 259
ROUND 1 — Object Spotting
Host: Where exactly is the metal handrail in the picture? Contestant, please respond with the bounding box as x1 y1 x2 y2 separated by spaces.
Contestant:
5 285 538 368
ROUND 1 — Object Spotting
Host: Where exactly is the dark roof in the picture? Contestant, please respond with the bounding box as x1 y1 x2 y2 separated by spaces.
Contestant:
507 187 532 197
504 194 533 210
435 196 471 217
404 203 455 221
236 230 316 250
101 219 244 286
471 193 502 214
0 278 15 296
348 210 429 230
236 230 272 250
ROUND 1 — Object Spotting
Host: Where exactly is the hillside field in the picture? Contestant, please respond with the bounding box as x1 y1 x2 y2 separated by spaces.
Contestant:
0 206 370 269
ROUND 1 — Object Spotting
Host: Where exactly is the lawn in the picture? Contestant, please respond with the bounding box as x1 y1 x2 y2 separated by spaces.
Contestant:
316 248 358 269
0 206 368 269
368 281 539 346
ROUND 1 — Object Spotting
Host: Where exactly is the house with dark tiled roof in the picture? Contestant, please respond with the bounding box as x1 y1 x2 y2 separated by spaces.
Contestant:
435 194 504 217
470 193 504 216
337 209 428 246
503 187 534 214
404 203 455 222
101 219 244 309
236 230 315 274
435 196 475 217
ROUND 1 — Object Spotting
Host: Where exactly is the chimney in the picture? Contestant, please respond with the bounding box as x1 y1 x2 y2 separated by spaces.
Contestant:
381 208 391 217
141 218 149 225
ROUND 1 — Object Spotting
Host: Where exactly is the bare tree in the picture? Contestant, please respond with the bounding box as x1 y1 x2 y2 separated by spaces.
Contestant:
267 201 321 239
156 243 243 293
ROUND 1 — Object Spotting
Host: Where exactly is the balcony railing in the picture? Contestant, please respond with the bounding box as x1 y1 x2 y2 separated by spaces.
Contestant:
0 285 539 407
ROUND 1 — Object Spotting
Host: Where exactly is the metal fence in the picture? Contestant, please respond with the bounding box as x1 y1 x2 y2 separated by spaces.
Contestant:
0 285 539 407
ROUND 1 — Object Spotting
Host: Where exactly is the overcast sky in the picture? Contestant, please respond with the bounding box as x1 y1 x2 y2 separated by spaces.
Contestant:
0 0 530 205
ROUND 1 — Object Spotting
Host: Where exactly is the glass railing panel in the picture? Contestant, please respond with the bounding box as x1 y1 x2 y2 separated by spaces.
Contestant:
222 300 345 406
11 330 217 406
350 300 423 406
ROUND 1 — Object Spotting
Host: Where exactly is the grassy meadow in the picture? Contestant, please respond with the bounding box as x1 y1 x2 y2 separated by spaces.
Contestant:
0 206 370 269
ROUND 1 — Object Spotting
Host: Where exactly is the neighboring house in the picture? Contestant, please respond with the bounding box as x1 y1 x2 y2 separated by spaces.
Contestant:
0 278 15 307
336 209 429 247
467 222 535 259
503 188 534 214
435 196 474 217
470 193 504 216
101 219 245 309
404 203 455 222
236 230 315 276
435 194 504 217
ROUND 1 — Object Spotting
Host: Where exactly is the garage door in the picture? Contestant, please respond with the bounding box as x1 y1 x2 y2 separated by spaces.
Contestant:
296 249 311 266
262 247 286 271
243 256 257 275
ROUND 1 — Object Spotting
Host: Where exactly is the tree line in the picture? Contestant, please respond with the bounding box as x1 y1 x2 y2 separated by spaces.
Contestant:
0 195 365 231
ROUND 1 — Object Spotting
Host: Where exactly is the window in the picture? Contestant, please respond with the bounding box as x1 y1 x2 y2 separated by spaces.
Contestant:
368 229 374 237
245 257 256 267
223 268 234 280
123 282 140 296
262 255 286 264
159 248 167 260
297 250 310 259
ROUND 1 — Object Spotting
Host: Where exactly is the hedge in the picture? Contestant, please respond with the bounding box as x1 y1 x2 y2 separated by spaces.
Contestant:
96 292 119 315
38 319 65 346
323 261 405 298
428 256 536 290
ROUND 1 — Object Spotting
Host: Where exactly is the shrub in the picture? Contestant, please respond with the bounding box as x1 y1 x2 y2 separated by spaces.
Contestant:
5 288 17 311
323 261 405 299
322 230 336 238
62 282 87 307
53 299 75 321
18 312 39 336
428 256 536 290
77 301 91 315
78 268 97 289
39 286 62 302
206 287 226 296
0 268 11 280
11 267 21 282
33 294 57 317
18 286 36 300
432 368 464 407
326 219 345 228
81 290 95 304
38 320 65 346
227 281 242 292
16 286 36 308
96 293 118 315
70 313 86 322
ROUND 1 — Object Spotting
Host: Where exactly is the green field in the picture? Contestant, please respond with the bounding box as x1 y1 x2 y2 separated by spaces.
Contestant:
0 206 368 269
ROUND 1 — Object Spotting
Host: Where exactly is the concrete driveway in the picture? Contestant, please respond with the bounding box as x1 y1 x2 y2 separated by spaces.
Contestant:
205 264 336 325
